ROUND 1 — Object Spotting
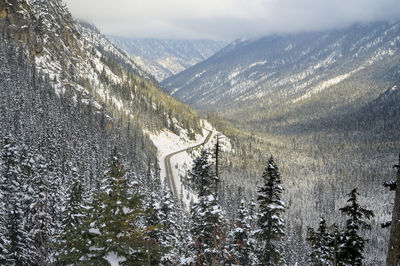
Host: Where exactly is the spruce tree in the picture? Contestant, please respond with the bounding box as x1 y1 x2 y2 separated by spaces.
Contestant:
306 218 335 265
159 187 181 264
144 188 170 265
247 199 259 265
229 199 252 265
57 166 89 264
188 149 216 197
188 149 226 265
338 188 374 265
256 156 285 266
27 153 54 265
1 137 31 265
80 148 163 265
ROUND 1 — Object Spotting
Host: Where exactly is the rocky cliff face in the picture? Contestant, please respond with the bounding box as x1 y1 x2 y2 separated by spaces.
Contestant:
0 0 45 57
0 0 151 81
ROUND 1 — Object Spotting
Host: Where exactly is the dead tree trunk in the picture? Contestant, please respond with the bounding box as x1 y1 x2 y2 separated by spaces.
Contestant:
387 154 400 266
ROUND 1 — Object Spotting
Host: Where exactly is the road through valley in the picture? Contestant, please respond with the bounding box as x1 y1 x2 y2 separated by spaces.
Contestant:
164 130 213 196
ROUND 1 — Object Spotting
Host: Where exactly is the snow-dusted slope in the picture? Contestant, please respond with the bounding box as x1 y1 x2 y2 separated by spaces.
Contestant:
0 0 202 138
162 21 400 112
108 37 227 82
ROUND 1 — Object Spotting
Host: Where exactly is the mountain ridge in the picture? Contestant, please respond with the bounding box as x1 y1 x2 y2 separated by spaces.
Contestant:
162 21 400 124
0 0 203 137
108 37 227 82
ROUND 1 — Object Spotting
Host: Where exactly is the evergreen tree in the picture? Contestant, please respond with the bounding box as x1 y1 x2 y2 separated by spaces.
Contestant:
286 222 307 266
146 191 163 243
159 187 181 264
338 188 374 265
247 199 259 265
0 137 31 265
27 153 54 265
80 148 163 265
176 193 192 265
188 149 226 265
190 193 225 265
306 218 335 265
188 149 216 197
229 199 252 265
57 166 89 264
255 156 285 266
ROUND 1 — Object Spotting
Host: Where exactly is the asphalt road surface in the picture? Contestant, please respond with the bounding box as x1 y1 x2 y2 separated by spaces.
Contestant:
164 130 213 196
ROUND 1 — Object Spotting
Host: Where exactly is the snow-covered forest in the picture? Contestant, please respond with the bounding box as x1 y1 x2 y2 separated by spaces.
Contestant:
1 0 400 265
0 37 384 264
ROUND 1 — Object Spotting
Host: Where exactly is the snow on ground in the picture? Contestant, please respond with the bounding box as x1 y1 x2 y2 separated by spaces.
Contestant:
145 120 210 207
146 120 232 209
104 252 126 266
145 121 207 185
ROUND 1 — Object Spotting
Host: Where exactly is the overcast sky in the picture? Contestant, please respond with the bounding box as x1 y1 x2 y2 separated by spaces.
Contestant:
64 0 400 40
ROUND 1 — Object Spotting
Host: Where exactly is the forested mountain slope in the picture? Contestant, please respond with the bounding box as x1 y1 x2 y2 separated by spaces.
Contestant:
281 82 400 138
0 0 205 264
108 37 227 82
0 0 202 136
163 21 400 132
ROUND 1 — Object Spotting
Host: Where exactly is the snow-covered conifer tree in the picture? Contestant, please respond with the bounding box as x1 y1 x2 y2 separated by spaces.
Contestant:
228 199 253 265
57 165 89 264
187 149 226 265
26 153 54 265
338 188 374 265
159 187 182 264
80 148 163 265
0 137 31 265
306 217 335 265
255 156 285 265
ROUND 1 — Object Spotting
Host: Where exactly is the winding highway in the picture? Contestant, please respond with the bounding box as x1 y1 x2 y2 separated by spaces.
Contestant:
164 130 213 196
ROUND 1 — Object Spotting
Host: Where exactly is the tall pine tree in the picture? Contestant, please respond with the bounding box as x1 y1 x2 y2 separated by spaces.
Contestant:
0 137 31 265
255 156 285 266
59 148 164 265
338 188 374 265
84 148 163 265
306 217 336 265
57 165 89 264
228 199 253 265
188 149 226 265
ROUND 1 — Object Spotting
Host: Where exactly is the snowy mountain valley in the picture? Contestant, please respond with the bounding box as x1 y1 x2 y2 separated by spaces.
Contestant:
107 37 227 82
0 0 400 265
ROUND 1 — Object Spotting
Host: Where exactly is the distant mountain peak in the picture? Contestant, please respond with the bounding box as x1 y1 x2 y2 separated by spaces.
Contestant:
108 37 227 82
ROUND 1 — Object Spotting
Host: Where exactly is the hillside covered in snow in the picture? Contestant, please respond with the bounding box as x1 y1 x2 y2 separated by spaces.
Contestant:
108 37 227 82
163 21 400 134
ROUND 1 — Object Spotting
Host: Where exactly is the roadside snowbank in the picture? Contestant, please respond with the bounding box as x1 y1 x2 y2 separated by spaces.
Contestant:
146 120 232 209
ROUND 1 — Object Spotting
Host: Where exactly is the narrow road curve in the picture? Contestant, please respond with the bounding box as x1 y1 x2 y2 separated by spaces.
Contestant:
165 130 213 196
